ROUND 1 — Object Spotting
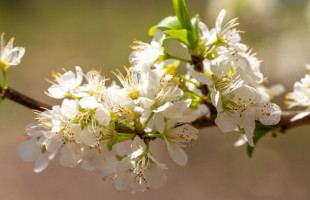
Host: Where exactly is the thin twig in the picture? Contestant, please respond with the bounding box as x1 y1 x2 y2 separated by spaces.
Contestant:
0 87 52 111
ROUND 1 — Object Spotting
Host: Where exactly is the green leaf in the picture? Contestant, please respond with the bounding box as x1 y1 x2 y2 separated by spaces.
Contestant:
192 14 200 42
247 122 276 157
41 145 47 153
115 154 124 161
107 142 113 151
172 0 197 48
172 0 193 31
164 29 191 47
149 16 182 36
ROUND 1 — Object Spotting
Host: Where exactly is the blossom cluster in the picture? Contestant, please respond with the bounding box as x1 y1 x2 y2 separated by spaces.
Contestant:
16 9 283 192
18 44 200 191
188 9 282 146
286 65 310 122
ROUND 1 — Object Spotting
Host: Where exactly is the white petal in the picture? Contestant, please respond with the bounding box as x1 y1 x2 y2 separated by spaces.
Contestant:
215 112 237 133
79 96 99 109
113 143 127 156
45 85 67 99
216 9 226 32
94 108 111 126
60 143 83 167
61 99 79 119
61 71 78 89
44 133 62 152
154 102 172 113
211 90 222 112
290 111 310 122
237 108 256 147
18 139 40 162
189 70 212 85
131 136 146 153
98 156 119 176
244 125 255 147
146 163 167 189
25 122 42 137
82 149 106 171
151 29 165 47
80 128 97 146
166 142 188 166
234 134 247 147
171 124 199 142
177 108 199 123
115 157 132 191
34 154 49 173
257 102 281 125
75 66 84 86
154 113 165 134
115 172 130 191
269 84 285 96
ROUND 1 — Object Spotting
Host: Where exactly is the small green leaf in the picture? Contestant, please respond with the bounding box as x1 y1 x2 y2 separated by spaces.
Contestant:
206 91 212 103
149 16 181 36
41 145 47 153
115 154 127 161
172 0 193 31
192 14 200 42
247 122 276 157
164 29 190 47
107 142 113 151
172 0 197 48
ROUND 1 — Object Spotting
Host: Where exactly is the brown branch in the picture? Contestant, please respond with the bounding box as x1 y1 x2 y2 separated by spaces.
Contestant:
193 111 310 133
191 54 218 115
1 86 309 134
0 87 52 111
277 111 310 132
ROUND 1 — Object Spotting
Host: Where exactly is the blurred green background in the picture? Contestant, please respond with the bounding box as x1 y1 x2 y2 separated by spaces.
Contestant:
0 0 310 199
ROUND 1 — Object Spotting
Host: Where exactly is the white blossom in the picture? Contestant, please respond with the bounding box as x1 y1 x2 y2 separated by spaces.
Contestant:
16 6 290 192
257 84 285 102
286 73 310 121
18 123 56 173
163 121 199 166
115 137 167 192
45 66 84 99
205 9 243 48
129 30 165 72
0 32 25 70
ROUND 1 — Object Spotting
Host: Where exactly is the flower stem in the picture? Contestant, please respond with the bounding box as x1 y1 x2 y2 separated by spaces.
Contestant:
186 90 204 101
134 117 143 131
179 74 200 87
2 70 8 89
145 131 163 139
115 117 135 131
166 53 191 63
117 133 135 141
143 112 154 129
0 80 4 90
117 133 134 137
145 138 150 152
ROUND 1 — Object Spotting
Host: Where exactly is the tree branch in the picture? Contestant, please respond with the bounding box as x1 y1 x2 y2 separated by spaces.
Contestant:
191 54 218 114
193 111 310 133
1 85 308 134
0 87 52 111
